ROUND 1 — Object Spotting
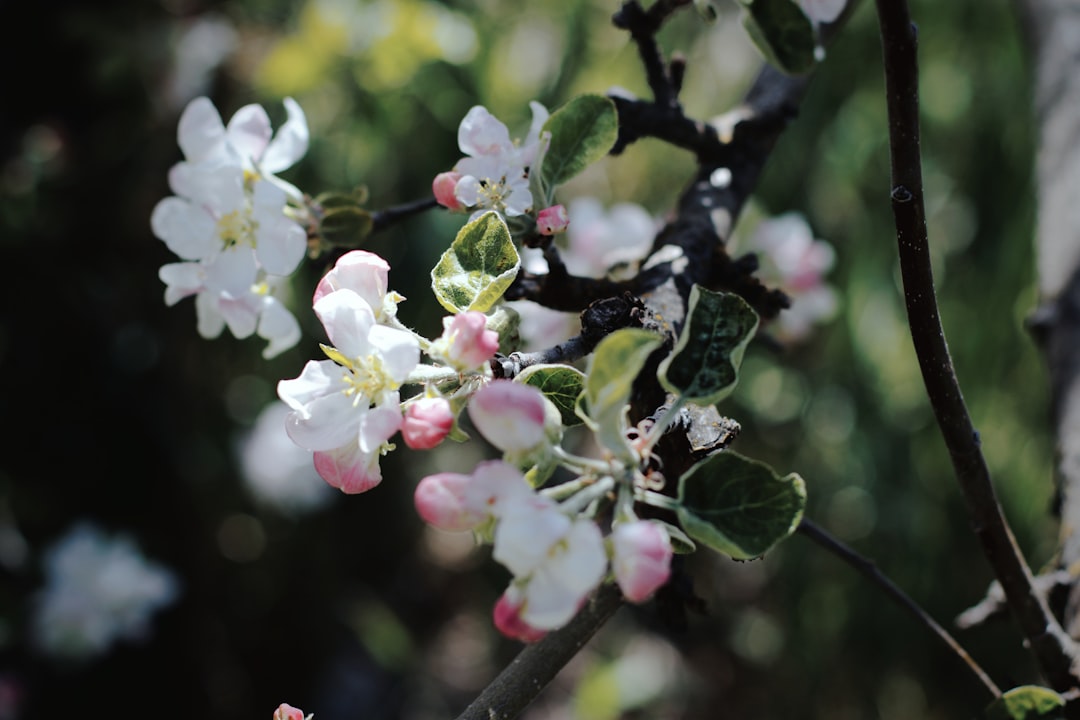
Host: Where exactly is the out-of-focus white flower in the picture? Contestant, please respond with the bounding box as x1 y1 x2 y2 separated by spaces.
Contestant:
799 0 845 25
151 96 310 357
610 521 672 603
493 501 607 630
31 523 179 660
161 15 238 112
561 198 657 279
238 401 334 514
742 212 838 342
414 460 533 532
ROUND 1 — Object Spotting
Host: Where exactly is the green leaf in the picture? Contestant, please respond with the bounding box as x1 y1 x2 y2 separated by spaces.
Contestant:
676 451 806 560
986 686 1066 720
540 95 619 190
518 364 586 427
318 205 373 248
431 211 520 314
739 0 817 75
581 328 664 458
659 286 759 405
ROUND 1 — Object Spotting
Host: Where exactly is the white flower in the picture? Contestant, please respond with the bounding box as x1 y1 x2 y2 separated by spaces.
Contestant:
743 212 839 342
493 501 607 630
31 523 179 660
238 401 334 514
158 264 301 359
151 96 310 356
277 289 420 492
452 103 549 219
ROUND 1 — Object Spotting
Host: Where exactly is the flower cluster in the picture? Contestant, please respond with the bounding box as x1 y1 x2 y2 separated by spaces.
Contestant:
277 249 505 493
151 96 310 358
31 523 179 660
416 458 672 642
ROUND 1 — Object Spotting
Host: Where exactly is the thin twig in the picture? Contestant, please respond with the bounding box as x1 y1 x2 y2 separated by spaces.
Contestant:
453 584 624 720
874 0 1080 694
370 196 438 234
798 518 1001 700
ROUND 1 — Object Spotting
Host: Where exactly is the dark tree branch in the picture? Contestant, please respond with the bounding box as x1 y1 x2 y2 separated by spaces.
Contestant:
453 584 624 720
371 196 439 233
874 0 1080 695
798 518 1001 700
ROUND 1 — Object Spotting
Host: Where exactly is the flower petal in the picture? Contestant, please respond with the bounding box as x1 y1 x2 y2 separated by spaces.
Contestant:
313 443 383 494
261 97 309 174
177 96 226 163
314 289 377 358
226 103 272 166
257 296 301 359
151 196 218 260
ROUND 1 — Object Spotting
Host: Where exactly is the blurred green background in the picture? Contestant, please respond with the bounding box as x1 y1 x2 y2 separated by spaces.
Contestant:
0 0 1054 718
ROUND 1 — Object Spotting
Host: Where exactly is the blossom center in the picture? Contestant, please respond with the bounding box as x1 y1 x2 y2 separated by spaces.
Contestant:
216 208 257 250
340 353 399 407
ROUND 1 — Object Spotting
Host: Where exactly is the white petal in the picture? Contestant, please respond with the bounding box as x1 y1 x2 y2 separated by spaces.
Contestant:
257 297 301 359
458 106 513 157
357 401 402 453
217 293 260 338
367 325 420 383
204 246 257 296
314 290 377 358
150 196 218 260
158 262 204 305
261 97 309 174
226 103 272 166
194 290 226 339
177 96 226 163
278 359 339 410
454 175 482 207
285 391 363 452
493 504 569 577
252 181 306 275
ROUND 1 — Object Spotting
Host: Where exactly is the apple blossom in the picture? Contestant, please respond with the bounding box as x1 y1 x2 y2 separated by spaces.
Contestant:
493 501 607 630
450 102 549 218
158 263 301 358
742 212 838 342
173 95 309 197
610 521 673 603
238 401 334 514
311 249 403 321
429 311 500 372
401 396 455 450
536 204 569 235
31 523 179 660
468 380 548 453
277 289 420 491
414 460 533 532
493 586 548 643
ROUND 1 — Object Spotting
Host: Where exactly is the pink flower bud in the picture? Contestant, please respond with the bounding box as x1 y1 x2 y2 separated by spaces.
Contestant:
493 588 547 643
433 171 464 211
313 250 390 308
468 380 547 453
273 704 307 720
402 397 454 450
536 204 569 235
610 521 673 603
440 311 500 371
414 472 478 531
